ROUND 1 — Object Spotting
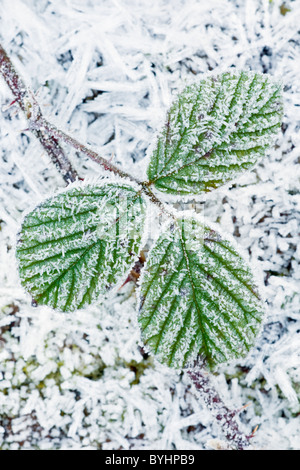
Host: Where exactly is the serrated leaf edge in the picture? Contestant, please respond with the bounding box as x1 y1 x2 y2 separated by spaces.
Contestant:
15 178 150 311
137 210 266 369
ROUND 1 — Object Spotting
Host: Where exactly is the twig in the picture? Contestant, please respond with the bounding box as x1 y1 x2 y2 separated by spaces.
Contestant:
187 368 253 450
0 43 79 185
39 120 141 185
0 43 140 186
0 43 256 450
0 43 165 198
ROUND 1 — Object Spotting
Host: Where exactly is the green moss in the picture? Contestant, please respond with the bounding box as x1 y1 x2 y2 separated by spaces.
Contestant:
126 357 154 385
280 3 291 15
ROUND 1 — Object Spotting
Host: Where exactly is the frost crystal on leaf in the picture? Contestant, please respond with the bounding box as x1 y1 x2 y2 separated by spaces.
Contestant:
138 216 265 370
147 71 283 195
16 183 147 312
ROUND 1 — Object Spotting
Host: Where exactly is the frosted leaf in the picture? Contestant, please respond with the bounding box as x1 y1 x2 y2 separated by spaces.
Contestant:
16 183 147 312
147 71 283 195
138 216 264 370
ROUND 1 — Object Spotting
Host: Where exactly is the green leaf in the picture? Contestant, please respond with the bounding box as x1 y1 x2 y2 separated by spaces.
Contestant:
17 183 147 312
138 216 264 370
147 71 283 195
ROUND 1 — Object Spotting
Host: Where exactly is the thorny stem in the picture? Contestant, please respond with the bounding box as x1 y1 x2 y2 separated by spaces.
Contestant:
140 183 176 219
0 43 255 450
0 44 79 184
187 368 252 450
0 44 164 198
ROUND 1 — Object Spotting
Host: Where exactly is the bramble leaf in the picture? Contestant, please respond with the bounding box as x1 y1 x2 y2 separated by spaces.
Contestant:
147 71 283 195
17 183 147 312
138 216 264 370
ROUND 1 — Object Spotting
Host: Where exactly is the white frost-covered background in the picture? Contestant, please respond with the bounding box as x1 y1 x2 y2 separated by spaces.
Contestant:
0 0 299 450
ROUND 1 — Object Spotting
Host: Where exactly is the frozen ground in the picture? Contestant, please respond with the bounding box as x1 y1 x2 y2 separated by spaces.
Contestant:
0 0 299 450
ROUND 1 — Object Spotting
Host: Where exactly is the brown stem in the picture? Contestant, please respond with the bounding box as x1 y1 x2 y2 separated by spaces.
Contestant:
140 183 176 218
1 43 255 450
187 368 252 450
40 120 141 185
0 43 79 185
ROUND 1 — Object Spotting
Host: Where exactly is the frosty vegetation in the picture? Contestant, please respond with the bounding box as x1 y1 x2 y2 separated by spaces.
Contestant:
139 216 265 370
0 0 299 451
17 183 147 311
147 71 282 195
15 69 282 386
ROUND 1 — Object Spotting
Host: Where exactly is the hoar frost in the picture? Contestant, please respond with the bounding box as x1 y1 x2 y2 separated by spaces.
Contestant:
138 215 264 370
16 183 147 312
